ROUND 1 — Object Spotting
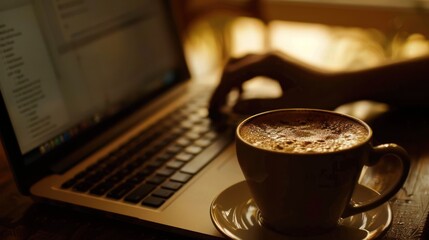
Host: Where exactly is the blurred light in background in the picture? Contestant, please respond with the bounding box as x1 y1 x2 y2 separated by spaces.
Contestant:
184 16 429 80
178 0 429 120
269 21 334 69
229 17 267 56
399 33 429 58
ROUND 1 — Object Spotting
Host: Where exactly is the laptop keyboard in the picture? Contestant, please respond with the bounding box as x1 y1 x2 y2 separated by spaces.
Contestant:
60 95 232 208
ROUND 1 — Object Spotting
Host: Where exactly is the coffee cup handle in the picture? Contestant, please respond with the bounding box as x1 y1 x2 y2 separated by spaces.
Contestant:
342 143 410 218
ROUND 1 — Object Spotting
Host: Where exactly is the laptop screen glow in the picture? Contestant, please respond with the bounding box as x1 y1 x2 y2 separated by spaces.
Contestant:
0 0 181 159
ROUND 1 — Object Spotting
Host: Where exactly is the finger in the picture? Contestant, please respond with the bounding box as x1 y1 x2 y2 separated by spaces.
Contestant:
208 70 261 119
225 53 258 65
208 71 238 119
208 86 230 120
209 56 263 119
209 53 296 119
225 53 269 72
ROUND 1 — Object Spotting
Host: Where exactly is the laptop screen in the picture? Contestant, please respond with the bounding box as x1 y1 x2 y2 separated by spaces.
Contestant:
0 0 184 164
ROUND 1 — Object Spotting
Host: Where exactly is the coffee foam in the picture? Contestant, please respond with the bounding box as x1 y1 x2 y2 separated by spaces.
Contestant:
239 111 368 153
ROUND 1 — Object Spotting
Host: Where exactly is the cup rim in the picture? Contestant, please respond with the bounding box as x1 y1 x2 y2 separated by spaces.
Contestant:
236 108 373 155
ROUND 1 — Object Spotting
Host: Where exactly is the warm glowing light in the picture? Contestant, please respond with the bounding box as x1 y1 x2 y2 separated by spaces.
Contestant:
269 21 333 68
268 21 390 71
400 33 429 58
229 17 267 57
184 13 429 80
184 21 222 79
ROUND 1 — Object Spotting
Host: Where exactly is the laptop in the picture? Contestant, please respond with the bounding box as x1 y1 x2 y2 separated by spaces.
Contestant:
0 0 244 238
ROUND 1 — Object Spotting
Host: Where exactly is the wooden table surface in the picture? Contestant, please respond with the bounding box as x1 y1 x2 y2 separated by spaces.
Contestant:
1 108 429 239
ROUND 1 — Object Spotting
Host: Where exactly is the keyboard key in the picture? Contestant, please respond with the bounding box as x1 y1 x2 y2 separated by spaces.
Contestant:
90 181 115 196
107 183 135 199
181 135 230 174
155 152 175 164
194 139 212 147
171 126 186 135
180 120 193 129
73 180 94 192
152 188 174 199
156 167 175 177
147 175 166 185
61 177 79 189
187 114 203 123
142 196 165 208
125 171 150 184
166 160 184 169
85 171 107 184
165 145 182 154
125 158 144 170
195 108 208 118
204 131 218 140
191 125 210 134
124 183 156 203
175 152 194 162
185 145 203 155
147 159 165 168
175 137 191 147
75 170 90 179
162 181 183 190
106 172 126 184
185 132 200 140
146 145 163 156
170 172 192 183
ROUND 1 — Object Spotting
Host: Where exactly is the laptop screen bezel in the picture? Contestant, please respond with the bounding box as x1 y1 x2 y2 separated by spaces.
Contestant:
0 0 191 195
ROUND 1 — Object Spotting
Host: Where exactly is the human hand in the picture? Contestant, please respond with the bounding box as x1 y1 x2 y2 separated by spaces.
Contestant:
208 52 342 120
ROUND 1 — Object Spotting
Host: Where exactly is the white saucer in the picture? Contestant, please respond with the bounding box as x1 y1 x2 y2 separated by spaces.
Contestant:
210 181 392 240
